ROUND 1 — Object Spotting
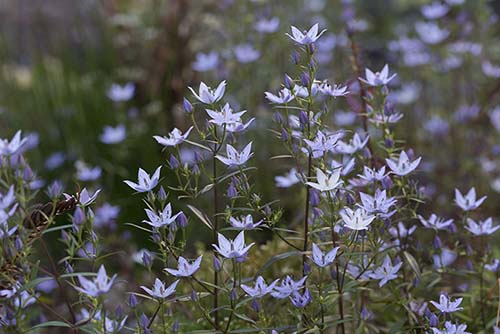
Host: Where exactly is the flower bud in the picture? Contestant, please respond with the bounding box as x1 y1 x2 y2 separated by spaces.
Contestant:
310 189 320 207
65 261 74 274
429 313 438 327
303 262 311 275
140 314 150 329
23 165 34 181
385 138 393 148
301 72 311 87
47 180 64 198
227 183 237 198
176 212 188 228
466 260 473 271
281 129 289 141
191 289 198 302
115 304 124 318
183 98 193 113
172 320 179 333
169 155 180 169
72 207 85 225
230 288 237 301
433 235 442 249
292 50 300 65
142 251 152 267
252 299 260 312
299 110 308 125
192 164 200 175
213 256 222 271
152 231 161 243
284 74 294 89
129 294 138 308
14 237 23 251
381 176 393 189
158 186 167 201
274 112 283 124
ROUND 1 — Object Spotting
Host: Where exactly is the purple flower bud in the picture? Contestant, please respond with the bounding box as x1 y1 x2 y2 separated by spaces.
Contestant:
433 235 442 249
274 112 283 124
448 223 457 233
466 259 473 271
310 189 320 207
361 306 372 320
281 129 289 141
284 74 294 89
264 205 271 216
213 256 222 272
169 155 180 169
176 212 188 228
191 289 198 302
413 277 420 287
429 313 438 327
385 138 393 148
192 164 200 175
303 262 311 275
345 193 355 206
65 261 74 274
115 304 124 318
129 294 138 308
167 231 175 243
14 237 23 251
142 251 152 267
72 207 85 225
23 165 34 181
47 180 64 198
301 72 311 87
152 231 161 243
158 186 167 201
381 176 393 189
313 207 323 219
194 151 204 163
465 244 473 256
381 85 389 95
252 299 260 312
140 314 150 329
227 183 237 198
230 288 237 301
307 43 316 55
299 110 308 125
183 98 193 113
292 50 300 64
406 149 415 160
172 320 179 333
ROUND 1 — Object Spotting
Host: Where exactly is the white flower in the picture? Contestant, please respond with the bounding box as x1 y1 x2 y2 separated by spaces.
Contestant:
385 151 421 176
188 81 226 105
359 64 397 87
454 187 486 211
306 168 343 192
286 23 326 45
340 207 375 231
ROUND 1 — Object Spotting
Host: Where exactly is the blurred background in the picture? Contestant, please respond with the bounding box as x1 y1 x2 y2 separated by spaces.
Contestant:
1 0 500 247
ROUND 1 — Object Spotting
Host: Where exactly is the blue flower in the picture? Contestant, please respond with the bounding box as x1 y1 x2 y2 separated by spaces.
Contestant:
359 64 397 87
430 294 463 313
265 88 295 104
212 231 254 261
192 51 219 72
75 161 102 182
465 217 499 236
100 124 126 144
340 207 375 231
286 23 326 45
336 133 369 155
241 276 278 298
216 143 253 167
290 288 311 308
77 188 102 206
358 189 397 219
454 187 486 211
303 131 342 158
165 255 202 277
188 81 226 105
485 259 500 272
206 103 247 126
124 167 162 193
104 316 128 334
370 255 402 287
154 127 193 147
431 321 470 334
228 215 263 230
107 82 135 102
310 243 340 268
306 168 343 192
318 82 349 97
234 44 261 64
385 151 421 176
143 203 181 228
271 276 307 299
418 214 453 230
254 17 280 34
275 168 301 188
0 130 28 156
141 278 179 299
75 265 116 297
358 166 388 183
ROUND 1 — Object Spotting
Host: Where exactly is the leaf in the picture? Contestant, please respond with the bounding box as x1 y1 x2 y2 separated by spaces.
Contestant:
125 223 152 233
42 224 73 235
27 321 72 332
184 139 212 152
403 251 421 280
257 251 302 275
270 154 293 160
187 205 213 230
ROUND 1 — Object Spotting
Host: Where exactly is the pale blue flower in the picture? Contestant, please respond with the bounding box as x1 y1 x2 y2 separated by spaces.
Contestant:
340 207 376 231
358 189 397 218
229 215 263 230
0 185 16 212
165 255 202 277
310 243 340 268
192 51 219 72
143 203 181 228
275 168 300 188
271 276 307 299
290 288 311 308
226 118 255 133
100 124 126 144
485 259 500 272
318 82 349 97
216 143 253 167
234 44 260 63
75 265 116 297
415 22 449 44
188 81 226 105
0 130 28 156
77 188 102 206
105 316 128 334
433 249 457 269
241 276 278 298
154 127 193 147
212 231 254 261
359 64 397 87
418 214 453 230
370 255 402 287
265 88 295 104
75 161 102 182
336 133 369 155
45 152 65 170
465 218 500 236
389 222 417 238
141 278 179 299
303 131 342 158
455 187 486 211
206 103 246 126
107 82 134 102
286 23 326 45
306 168 343 192
94 203 120 228
358 166 388 183
386 151 421 176
430 294 463 313
421 2 449 20
254 17 280 33
432 321 470 334
124 166 161 193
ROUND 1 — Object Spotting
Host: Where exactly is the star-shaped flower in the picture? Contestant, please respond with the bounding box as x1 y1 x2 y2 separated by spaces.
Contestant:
143 203 181 228
206 103 247 126
465 218 499 236
385 151 421 176
164 256 202 277
286 23 326 45
358 189 397 219
290 288 311 308
216 143 253 167
418 214 453 230
265 88 295 104
430 294 463 313
0 130 28 156
228 215 263 230
359 64 397 87
310 243 340 268
74 265 116 297
212 231 254 262
306 168 343 192
153 127 193 147
370 255 402 287
454 187 486 211
271 276 307 299
241 276 278 298
124 167 161 193
340 207 376 231
188 81 226 105
141 278 179 299
431 321 470 334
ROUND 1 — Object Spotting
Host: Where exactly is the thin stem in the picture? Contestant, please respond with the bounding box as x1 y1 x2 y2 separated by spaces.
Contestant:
212 152 220 330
